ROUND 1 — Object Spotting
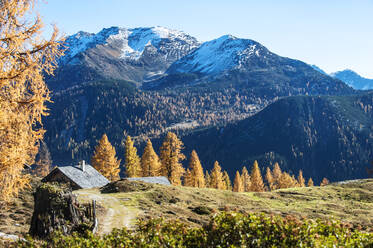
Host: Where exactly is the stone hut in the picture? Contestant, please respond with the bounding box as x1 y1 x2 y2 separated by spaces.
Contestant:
42 161 109 190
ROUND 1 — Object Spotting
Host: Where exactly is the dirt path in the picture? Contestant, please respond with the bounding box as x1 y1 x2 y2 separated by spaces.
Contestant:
74 189 138 234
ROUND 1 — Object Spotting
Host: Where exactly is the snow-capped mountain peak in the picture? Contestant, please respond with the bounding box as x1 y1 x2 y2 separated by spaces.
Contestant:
167 35 265 75
62 26 200 63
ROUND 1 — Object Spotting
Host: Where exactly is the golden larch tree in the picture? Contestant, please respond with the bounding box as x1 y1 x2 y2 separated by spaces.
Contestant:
249 160 265 192
297 170 306 187
241 166 251 192
0 0 63 201
209 161 224 189
186 150 205 188
141 139 161 177
271 162 282 190
278 172 297 189
91 134 120 181
124 136 142 177
307 178 314 187
265 167 274 191
183 169 192 187
233 171 244 192
291 175 298 187
320 177 329 186
159 132 185 185
222 171 232 191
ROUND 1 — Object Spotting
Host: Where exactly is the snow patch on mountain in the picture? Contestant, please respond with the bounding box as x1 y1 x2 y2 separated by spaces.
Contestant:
168 35 260 74
64 32 97 60
63 26 199 63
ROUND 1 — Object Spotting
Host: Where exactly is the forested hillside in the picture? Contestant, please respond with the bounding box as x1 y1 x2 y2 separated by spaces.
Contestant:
43 79 269 164
181 93 373 183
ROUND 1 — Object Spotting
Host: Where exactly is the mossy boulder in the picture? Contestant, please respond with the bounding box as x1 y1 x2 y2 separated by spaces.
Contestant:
29 183 95 238
100 179 153 193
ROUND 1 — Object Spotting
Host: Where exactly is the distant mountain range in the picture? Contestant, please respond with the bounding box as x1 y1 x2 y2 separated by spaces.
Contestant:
41 26 372 182
49 26 352 95
310 65 373 90
331 70 373 90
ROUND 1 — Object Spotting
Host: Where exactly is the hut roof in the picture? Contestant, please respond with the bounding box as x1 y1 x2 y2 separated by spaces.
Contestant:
126 176 171 185
43 163 109 189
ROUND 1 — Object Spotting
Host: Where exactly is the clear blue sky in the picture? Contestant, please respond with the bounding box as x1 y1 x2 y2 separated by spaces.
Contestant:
38 0 373 78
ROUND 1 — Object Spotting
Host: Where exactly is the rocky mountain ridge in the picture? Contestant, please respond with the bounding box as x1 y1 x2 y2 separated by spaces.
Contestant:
48 26 200 90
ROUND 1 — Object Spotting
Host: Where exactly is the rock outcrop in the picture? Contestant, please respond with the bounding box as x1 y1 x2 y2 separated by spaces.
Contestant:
29 183 96 238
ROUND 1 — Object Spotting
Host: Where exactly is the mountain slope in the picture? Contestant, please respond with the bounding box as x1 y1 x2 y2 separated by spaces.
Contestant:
43 79 270 164
332 69 373 90
310 65 328 75
181 93 373 183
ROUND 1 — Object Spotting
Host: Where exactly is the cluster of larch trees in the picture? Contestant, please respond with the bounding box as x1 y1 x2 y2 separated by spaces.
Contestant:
90 131 328 191
232 162 315 192
90 132 186 185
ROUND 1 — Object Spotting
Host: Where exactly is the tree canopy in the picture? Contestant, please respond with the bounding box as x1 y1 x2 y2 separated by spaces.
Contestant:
0 0 63 201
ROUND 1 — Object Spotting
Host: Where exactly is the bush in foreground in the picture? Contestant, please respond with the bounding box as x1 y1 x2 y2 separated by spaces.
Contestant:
18 212 373 247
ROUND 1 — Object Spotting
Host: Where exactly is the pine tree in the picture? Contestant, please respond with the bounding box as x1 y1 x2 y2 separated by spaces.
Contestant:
222 171 232 191
272 162 282 190
307 178 314 187
183 169 193 187
320 177 329 186
186 150 205 188
141 139 161 177
233 171 244 192
159 132 185 185
249 160 265 192
0 0 63 202
124 136 142 177
91 134 120 181
297 170 306 187
210 161 224 189
265 167 274 191
241 166 251 192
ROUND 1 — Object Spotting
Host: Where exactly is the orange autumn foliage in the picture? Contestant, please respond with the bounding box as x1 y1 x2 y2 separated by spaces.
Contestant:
0 0 63 202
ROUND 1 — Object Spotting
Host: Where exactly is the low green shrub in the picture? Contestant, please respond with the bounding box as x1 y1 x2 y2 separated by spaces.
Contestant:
18 212 373 248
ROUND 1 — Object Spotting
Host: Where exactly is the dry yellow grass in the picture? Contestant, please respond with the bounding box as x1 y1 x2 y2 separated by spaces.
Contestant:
0 177 40 235
1 178 372 238
76 179 373 232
